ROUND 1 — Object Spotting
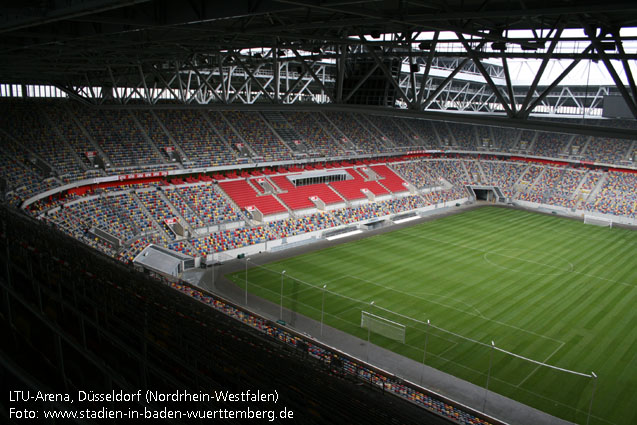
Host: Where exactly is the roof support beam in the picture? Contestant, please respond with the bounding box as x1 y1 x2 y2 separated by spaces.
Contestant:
137 65 150 104
359 36 413 108
228 63 266 104
291 48 334 103
186 59 224 103
585 26 637 119
291 75 315 103
407 32 418 105
0 0 154 34
422 55 476 109
456 32 512 117
52 84 92 105
217 55 229 103
416 30 439 108
343 63 379 103
283 66 311 101
274 44 281 103
521 44 594 118
149 64 179 102
231 53 274 102
336 44 347 103
501 56 516 113
518 26 564 115
106 65 122 104
613 32 637 117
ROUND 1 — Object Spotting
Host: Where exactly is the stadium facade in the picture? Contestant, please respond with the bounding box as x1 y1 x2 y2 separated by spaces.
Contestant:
1 2 637 425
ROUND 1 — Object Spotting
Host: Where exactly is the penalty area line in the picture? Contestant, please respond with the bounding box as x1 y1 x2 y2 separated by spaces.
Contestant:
515 341 566 388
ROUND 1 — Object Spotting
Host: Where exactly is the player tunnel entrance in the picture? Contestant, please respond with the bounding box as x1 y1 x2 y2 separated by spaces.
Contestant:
467 186 505 203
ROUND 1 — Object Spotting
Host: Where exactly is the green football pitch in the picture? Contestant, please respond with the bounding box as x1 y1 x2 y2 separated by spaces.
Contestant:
227 207 637 425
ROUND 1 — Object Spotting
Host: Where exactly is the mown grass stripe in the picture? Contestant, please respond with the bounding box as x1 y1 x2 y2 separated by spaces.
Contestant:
228 207 637 425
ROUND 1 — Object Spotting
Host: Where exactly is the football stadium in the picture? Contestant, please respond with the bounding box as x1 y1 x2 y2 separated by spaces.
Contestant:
1 2 636 424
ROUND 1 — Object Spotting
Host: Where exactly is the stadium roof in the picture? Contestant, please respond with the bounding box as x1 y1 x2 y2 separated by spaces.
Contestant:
1 0 637 119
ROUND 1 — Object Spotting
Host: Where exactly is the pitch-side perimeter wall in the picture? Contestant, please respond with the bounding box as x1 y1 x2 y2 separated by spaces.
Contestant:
209 198 470 262
515 200 637 227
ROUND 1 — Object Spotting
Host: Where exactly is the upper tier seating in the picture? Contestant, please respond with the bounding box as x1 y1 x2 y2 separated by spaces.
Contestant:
311 112 355 152
368 115 412 148
353 113 395 148
132 110 177 162
515 130 537 153
323 111 386 154
582 137 633 164
530 132 572 158
281 111 346 156
474 125 491 149
0 102 86 180
446 122 478 150
206 111 245 151
70 106 163 168
490 126 521 151
41 105 108 181
222 111 292 162
155 109 237 167
402 118 439 148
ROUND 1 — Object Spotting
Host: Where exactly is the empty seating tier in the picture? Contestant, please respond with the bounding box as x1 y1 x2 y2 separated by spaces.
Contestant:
369 164 409 193
219 179 288 216
330 169 389 201
270 175 344 211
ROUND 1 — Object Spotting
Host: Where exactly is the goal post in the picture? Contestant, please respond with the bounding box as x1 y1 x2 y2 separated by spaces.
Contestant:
583 215 613 228
361 311 406 344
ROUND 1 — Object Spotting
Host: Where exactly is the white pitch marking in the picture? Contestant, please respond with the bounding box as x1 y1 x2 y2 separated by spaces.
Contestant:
398 230 636 288
516 341 566 388
344 274 564 345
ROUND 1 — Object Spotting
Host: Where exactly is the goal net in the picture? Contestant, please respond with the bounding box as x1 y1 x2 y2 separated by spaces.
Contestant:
361 311 406 343
583 215 613 228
